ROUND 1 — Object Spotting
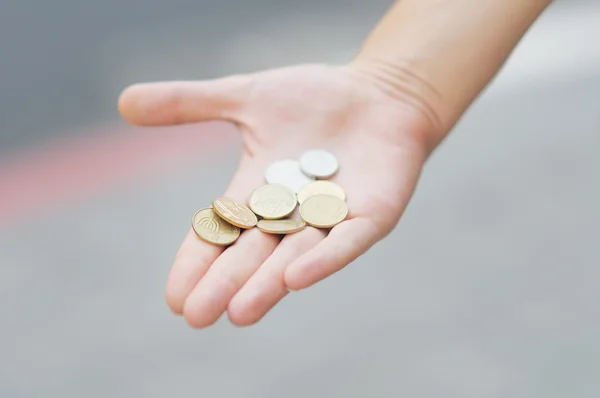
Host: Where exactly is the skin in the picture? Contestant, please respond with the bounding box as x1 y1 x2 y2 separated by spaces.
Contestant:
118 0 553 328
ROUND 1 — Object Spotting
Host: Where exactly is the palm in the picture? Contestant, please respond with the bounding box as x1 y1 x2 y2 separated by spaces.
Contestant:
119 63 428 327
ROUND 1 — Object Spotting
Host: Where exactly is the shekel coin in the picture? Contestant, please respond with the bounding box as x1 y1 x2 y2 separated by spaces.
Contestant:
257 218 306 234
249 184 297 219
299 149 339 179
297 180 346 204
212 197 258 229
192 208 240 246
299 194 348 228
264 159 314 192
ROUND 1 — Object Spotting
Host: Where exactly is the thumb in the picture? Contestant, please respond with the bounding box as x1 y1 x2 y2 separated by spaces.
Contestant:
118 74 253 126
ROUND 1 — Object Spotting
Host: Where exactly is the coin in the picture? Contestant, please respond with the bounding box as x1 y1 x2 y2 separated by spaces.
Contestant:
249 184 297 219
264 159 314 192
299 194 348 228
299 149 339 179
257 218 306 234
297 180 346 204
192 208 241 246
212 197 258 229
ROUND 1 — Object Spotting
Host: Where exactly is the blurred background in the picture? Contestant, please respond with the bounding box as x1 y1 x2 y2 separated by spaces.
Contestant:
1 0 599 396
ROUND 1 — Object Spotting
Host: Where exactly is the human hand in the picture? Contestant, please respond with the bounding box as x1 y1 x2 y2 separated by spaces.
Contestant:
118 63 435 327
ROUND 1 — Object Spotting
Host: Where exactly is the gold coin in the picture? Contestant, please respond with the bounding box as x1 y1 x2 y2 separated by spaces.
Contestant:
249 184 297 219
299 194 348 228
192 208 241 246
257 218 306 234
297 180 346 204
212 197 258 229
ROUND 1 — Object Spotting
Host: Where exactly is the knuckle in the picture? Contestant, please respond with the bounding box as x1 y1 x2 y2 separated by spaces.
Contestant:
224 73 257 104
212 271 242 293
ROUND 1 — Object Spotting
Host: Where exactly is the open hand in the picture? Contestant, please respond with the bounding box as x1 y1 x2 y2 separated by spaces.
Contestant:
119 63 434 327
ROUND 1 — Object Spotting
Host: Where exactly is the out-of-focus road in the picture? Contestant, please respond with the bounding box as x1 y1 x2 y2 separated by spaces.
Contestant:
1 1 599 397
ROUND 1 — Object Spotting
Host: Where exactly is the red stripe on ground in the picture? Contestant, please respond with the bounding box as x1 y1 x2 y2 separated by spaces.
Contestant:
0 122 238 226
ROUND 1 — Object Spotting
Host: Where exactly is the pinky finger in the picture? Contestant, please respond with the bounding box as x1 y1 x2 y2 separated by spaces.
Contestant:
283 217 380 291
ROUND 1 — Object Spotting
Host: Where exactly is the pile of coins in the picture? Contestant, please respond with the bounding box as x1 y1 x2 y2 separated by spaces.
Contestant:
192 149 348 246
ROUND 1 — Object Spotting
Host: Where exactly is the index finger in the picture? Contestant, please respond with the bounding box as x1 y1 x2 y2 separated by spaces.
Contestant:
165 157 264 314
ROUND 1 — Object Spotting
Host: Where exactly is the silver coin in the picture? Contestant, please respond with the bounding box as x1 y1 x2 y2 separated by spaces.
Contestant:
264 159 314 192
299 149 339 179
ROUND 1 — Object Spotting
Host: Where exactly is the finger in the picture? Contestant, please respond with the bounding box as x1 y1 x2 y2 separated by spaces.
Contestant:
166 229 224 315
165 157 261 314
183 228 279 328
227 227 326 326
118 75 253 126
284 218 380 291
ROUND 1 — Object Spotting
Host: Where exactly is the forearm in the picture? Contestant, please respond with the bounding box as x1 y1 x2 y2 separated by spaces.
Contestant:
352 0 553 148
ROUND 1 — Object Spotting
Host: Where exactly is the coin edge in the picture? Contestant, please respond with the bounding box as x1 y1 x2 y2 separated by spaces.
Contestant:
299 150 339 179
212 197 258 229
256 219 306 234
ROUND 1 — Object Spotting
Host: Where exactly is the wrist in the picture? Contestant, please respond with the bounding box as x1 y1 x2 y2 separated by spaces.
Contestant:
345 57 447 155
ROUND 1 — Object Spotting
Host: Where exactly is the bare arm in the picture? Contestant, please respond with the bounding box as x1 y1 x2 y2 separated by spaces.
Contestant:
353 0 552 149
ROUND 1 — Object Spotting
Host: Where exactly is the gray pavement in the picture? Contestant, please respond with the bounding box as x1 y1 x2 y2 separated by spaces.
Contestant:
2 0 600 397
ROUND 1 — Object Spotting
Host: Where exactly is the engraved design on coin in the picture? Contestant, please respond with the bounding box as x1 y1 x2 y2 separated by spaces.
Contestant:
213 197 258 229
249 184 297 219
299 149 339 179
196 215 220 238
263 199 283 214
264 159 314 192
192 208 240 245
